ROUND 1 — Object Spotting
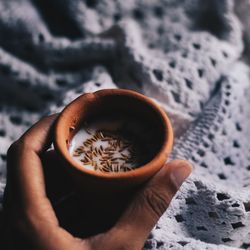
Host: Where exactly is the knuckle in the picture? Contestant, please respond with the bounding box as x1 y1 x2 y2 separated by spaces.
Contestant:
7 140 21 157
7 137 32 158
142 187 170 219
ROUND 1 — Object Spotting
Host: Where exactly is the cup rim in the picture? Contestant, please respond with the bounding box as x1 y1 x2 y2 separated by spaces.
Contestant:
54 89 173 180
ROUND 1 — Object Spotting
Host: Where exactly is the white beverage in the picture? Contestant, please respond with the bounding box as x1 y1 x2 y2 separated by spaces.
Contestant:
69 119 140 172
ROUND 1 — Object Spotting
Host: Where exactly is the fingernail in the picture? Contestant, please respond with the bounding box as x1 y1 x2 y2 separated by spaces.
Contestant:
170 165 192 188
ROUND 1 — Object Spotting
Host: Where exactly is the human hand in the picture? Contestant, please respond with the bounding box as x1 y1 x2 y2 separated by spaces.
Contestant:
3 115 192 250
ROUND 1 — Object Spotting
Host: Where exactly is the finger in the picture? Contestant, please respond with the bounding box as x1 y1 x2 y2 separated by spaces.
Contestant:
6 115 88 250
111 160 192 247
5 114 57 196
19 114 58 153
7 114 58 208
6 115 68 245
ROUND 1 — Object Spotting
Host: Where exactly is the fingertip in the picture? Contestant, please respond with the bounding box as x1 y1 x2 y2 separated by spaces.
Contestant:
147 160 192 194
167 160 192 189
155 159 192 177
19 113 59 153
166 159 192 171
39 113 59 124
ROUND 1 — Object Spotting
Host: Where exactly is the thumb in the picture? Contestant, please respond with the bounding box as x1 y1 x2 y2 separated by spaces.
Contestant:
111 160 192 248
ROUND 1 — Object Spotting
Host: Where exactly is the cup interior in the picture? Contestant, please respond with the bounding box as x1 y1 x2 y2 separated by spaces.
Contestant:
55 89 172 177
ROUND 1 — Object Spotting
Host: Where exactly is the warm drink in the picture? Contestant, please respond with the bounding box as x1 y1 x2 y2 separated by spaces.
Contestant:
69 117 155 173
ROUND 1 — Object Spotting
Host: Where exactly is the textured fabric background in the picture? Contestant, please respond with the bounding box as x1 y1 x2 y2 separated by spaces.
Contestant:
0 0 250 249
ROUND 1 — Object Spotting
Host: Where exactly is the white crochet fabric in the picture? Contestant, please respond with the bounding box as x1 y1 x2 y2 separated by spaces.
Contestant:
0 0 250 249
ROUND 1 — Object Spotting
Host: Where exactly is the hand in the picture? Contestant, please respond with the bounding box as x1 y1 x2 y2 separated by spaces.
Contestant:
3 115 192 250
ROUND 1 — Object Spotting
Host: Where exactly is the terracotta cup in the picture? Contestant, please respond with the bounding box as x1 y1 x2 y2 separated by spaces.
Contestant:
54 89 173 195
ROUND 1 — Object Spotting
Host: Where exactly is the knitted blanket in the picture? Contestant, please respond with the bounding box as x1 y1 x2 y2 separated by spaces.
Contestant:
0 0 250 249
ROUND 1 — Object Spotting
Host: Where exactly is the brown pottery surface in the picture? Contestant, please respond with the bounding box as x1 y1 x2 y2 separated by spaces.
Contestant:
54 89 173 195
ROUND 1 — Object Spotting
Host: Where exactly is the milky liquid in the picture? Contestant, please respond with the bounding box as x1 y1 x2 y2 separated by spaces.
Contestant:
69 120 142 172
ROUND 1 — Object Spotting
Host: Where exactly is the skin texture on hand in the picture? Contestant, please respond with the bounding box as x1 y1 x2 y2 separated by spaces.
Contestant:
3 115 192 250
